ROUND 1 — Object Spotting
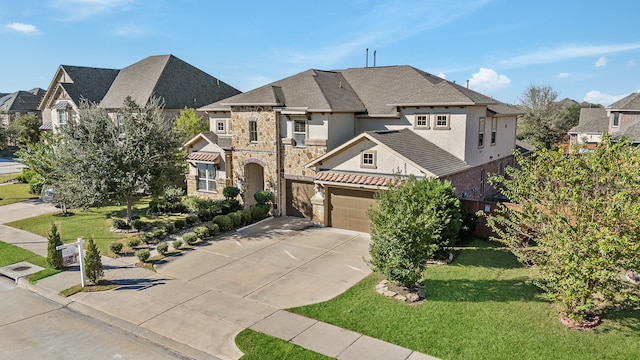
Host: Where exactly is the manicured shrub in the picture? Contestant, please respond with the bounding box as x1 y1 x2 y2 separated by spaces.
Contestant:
127 237 141 248
212 215 233 232
47 223 64 270
223 186 240 199
85 238 104 284
151 228 167 241
174 218 186 230
109 242 124 254
156 242 169 255
206 222 219 236
254 190 273 205
112 218 128 229
240 209 253 225
135 248 150 263
194 226 209 239
185 214 199 226
181 196 201 213
197 208 211 222
131 219 145 231
164 222 175 234
251 204 270 221
228 211 242 227
182 232 198 245
163 186 185 204
172 239 183 250
169 202 187 214
139 233 154 244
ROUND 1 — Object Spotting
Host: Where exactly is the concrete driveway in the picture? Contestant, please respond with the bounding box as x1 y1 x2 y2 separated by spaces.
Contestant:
68 217 372 359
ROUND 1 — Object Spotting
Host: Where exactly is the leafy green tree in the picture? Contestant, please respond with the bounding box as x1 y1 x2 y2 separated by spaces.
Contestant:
485 137 640 323
368 176 462 286
8 113 41 146
84 237 103 284
0 124 7 149
174 107 207 144
517 84 564 149
46 223 64 269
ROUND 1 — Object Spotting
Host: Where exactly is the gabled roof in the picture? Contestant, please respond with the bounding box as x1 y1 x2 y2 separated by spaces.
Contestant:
608 92 640 111
307 128 469 178
515 140 536 155
0 88 45 112
39 65 119 110
182 131 232 150
100 54 240 109
202 65 520 116
568 108 608 134
613 122 640 143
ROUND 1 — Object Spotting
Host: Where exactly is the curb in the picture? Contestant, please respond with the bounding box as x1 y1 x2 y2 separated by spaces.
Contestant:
16 277 218 360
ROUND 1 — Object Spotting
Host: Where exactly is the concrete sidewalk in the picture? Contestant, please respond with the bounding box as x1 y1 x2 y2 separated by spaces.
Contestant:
1 201 438 360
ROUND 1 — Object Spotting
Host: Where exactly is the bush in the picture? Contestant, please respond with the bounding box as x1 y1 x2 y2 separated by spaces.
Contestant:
174 218 186 230
127 237 141 248
139 233 154 245
85 238 104 284
182 232 198 245
135 249 150 263
212 215 233 232
181 196 202 213
206 222 219 236
172 239 183 250
251 204 270 221
254 190 273 205
151 228 166 241
109 242 124 254
194 226 209 239
131 219 145 231
185 214 199 226
163 186 185 204
223 186 240 199
112 218 128 229
164 222 175 234
197 208 212 222
228 212 242 227
240 209 253 225
169 202 187 214
156 242 169 255
46 223 64 270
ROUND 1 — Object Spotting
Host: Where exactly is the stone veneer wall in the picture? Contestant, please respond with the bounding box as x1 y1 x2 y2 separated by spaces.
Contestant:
185 174 226 201
281 140 326 178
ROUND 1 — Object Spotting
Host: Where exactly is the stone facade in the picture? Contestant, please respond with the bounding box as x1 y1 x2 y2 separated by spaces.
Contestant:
281 140 326 178
185 174 226 200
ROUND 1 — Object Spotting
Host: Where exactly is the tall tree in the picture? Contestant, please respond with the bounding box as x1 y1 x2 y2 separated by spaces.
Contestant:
517 84 563 149
485 137 640 324
46 223 64 269
174 107 207 144
8 113 41 146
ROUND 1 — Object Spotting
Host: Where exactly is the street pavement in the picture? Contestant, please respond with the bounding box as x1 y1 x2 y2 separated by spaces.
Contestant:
0 157 25 175
0 201 439 360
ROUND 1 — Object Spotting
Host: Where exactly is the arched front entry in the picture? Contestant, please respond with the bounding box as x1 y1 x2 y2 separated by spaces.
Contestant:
245 162 264 206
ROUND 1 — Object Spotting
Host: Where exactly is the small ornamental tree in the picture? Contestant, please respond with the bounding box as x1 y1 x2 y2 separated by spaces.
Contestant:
84 238 104 284
485 137 640 324
46 223 64 269
223 186 240 199
368 176 461 286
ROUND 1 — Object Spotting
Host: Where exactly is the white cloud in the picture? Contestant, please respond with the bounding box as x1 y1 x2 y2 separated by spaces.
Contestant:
468 68 511 91
5 22 38 33
583 91 627 106
500 43 640 67
557 72 571 78
437 72 447 79
627 60 638 67
595 56 607 67
48 0 135 21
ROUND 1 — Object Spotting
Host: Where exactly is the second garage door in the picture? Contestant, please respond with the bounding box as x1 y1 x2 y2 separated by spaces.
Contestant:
328 187 377 233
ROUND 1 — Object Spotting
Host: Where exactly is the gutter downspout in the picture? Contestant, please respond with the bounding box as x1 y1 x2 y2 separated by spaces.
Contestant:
275 110 282 216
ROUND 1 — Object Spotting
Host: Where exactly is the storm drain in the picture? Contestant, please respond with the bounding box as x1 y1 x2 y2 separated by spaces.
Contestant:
0 261 45 282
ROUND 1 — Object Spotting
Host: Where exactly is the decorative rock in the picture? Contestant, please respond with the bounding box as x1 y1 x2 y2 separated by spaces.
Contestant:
383 290 397 297
376 287 387 295
417 287 426 298
394 294 407 302
406 293 419 302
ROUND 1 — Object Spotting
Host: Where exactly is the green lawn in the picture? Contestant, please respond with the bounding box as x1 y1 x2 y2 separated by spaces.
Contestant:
235 329 331 360
0 183 38 206
0 172 19 183
290 240 640 360
0 241 60 283
6 199 159 256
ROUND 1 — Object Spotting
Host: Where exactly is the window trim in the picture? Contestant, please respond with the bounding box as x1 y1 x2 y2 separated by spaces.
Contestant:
292 119 307 147
490 117 497 146
216 120 226 134
58 109 67 129
433 113 450 130
249 120 258 142
613 112 619 127
196 162 217 192
361 150 377 169
414 114 430 129
478 117 485 148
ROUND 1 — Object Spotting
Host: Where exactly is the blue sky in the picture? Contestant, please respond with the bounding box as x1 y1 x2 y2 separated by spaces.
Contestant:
1 0 639 106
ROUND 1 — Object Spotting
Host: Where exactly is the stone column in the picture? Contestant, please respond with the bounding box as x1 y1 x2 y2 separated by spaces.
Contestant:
311 184 325 227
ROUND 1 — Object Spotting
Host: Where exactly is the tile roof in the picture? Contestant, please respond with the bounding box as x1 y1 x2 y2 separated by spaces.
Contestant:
315 171 391 187
187 151 220 163
204 65 520 116
366 128 470 177
608 92 640 110
100 55 240 109
568 108 608 134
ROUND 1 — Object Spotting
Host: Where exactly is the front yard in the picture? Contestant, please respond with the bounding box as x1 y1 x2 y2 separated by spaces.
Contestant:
290 240 640 360
0 173 38 206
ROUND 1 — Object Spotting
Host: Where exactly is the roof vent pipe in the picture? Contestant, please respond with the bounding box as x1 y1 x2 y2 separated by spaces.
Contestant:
366 48 369 67
466 79 469 89
374 50 376 67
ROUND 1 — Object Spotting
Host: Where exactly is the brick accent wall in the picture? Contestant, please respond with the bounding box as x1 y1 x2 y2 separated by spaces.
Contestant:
443 155 515 201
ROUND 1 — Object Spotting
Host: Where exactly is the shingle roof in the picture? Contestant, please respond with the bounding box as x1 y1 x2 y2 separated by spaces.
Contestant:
100 54 240 109
204 65 519 116
568 108 608 134
0 89 45 112
59 65 120 104
608 92 640 110
515 140 536 155
367 128 470 177
613 121 640 143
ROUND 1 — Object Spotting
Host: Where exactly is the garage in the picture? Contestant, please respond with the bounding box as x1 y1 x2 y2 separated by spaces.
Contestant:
285 180 314 218
328 187 377 233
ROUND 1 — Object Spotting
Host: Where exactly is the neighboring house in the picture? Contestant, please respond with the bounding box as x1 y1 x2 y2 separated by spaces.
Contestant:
192 65 522 232
568 107 608 150
607 92 640 143
39 54 240 132
0 88 46 127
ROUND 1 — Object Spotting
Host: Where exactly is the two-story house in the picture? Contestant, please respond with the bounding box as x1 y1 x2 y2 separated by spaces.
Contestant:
607 92 640 143
0 88 45 128
188 65 522 232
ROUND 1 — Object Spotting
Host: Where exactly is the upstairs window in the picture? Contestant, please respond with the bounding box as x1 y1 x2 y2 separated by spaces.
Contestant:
293 119 306 147
197 163 216 192
415 114 430 128
490 117 497 145
249 120 258 142
434 114 450 129
361 150 376 168
478 117 485 148
58 110 67 129
216 120 225 133
613 112 620 127
117 113 124 135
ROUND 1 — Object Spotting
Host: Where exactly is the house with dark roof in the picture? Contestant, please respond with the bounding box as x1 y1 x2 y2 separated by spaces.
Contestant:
192 65 522 232
39 55 240 132
0 88 46 127
568 108 608 149
607 92 640 143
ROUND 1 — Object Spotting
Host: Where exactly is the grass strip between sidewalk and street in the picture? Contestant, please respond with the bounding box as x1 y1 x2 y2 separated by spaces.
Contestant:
0 240 60 284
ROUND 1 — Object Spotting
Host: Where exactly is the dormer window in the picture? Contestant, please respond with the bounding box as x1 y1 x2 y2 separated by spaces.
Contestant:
415 114 430 129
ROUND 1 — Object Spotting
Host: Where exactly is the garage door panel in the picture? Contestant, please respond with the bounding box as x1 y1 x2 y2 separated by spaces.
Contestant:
329 188 376 233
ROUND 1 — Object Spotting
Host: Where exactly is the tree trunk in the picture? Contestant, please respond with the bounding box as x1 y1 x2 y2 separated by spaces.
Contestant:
126 196 133 225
